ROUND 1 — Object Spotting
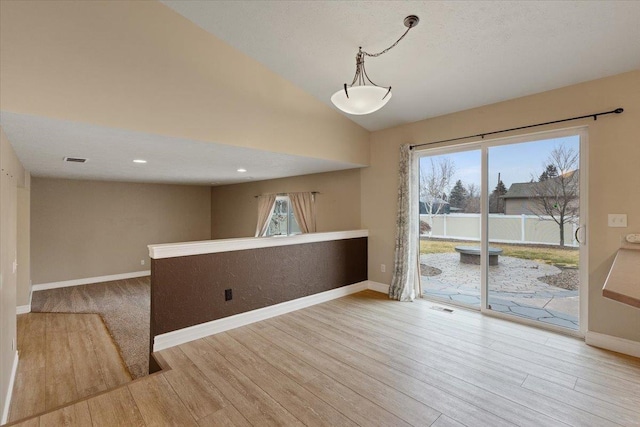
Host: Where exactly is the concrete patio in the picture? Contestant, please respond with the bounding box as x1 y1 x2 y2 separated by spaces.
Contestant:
421 252 579 330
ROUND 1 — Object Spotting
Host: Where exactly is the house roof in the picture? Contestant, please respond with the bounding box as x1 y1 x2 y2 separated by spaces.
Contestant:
503 170 579 199
502 182 534 199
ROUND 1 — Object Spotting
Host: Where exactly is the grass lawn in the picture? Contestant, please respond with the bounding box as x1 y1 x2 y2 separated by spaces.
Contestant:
420 239 579 268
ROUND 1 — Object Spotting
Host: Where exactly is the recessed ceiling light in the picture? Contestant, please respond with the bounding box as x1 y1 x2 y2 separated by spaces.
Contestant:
133 159 147 164
237 168 247 173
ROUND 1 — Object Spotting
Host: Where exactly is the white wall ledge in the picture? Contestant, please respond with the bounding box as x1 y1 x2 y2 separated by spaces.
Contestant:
148 229 368 259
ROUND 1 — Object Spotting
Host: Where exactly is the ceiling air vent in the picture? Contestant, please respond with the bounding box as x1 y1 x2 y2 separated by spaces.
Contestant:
63 157 88 163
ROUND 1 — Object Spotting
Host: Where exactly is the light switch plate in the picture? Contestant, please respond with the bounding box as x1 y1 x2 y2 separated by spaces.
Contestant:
608 214 627 228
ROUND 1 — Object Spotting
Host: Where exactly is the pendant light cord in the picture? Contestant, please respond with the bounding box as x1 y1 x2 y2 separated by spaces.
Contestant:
361 22 416 58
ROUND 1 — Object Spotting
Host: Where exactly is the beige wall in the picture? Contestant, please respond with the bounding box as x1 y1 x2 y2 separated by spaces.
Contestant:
0 1 369 166
31 178 211 284
0 128 27 420
211 169 362 239
363 70 640 342
17 186 30 307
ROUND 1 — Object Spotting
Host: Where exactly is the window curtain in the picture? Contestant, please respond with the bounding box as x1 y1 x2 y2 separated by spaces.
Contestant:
389 144 420 301
255 194 277 237
290 192 316 233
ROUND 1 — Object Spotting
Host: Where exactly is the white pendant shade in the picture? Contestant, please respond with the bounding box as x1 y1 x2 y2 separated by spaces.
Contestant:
331 86 392 115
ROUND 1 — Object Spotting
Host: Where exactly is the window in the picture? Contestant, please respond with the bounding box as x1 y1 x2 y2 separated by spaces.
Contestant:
265 196 301 236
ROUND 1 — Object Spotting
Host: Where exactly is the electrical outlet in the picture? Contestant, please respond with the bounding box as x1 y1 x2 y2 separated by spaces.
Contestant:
141 259 145 266
608 214 627 228
12 338 15 351
380 264 386 273
225 289 233 301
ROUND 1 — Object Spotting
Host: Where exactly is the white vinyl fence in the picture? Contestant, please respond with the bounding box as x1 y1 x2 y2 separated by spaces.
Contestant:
421 214 578 247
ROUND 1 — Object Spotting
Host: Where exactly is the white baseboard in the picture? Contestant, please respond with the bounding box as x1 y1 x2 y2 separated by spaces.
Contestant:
586 331 640 359
367 280 390 294
154 280 370 352
16 305 30 315
32 270 150 292
1 351 19 425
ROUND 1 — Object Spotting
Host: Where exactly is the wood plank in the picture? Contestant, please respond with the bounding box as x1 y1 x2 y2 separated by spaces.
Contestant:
7 367 45 422
288 310 566 427
225 327 320 385
84 314 132 388
40 401 92 427
65 313 91 333
16 314 30 349
250 323 443 427
318 298 579 388
128 374 198 426
179 339 305 427
346 291 555 344
431 415 466 427
197 406 251 427
7 291 640 427
268 316 544 426
68 330 108 396
86 385 145 427
206 332 359 427
156 346 194 370
522 375 640 426
7 418 39 427
574 378 640 414
45 313 68 333
17 314 46 373
544 335 640 369
304 304 528 386
44 330 79 409
491 341 640 395
227 326 413 427
163 365 228 421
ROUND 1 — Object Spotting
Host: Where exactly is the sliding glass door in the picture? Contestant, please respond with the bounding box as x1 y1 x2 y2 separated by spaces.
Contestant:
419 148 483 309
418 129 587 335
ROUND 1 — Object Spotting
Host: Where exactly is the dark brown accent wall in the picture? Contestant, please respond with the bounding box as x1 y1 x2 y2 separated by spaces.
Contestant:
150 237 367 353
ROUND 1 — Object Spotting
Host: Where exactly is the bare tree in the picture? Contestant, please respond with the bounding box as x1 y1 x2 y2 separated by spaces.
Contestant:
528 144 579 247
464 183 480 213
420 157 455 234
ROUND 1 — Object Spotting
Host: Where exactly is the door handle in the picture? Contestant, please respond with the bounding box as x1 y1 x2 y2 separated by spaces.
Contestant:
575 226 583 245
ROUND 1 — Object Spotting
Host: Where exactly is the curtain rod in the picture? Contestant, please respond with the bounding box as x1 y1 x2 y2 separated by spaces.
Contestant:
409 107 624 150
254 191 319 198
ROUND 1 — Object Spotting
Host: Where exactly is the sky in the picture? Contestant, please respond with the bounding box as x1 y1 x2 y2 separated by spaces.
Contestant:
419 135 580 192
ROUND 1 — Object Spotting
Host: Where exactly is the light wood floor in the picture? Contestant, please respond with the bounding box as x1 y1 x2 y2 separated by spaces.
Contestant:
8 290 640 426
8 313 132 423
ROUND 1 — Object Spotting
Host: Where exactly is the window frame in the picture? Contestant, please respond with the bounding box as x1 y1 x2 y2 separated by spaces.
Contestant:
265 195 301 236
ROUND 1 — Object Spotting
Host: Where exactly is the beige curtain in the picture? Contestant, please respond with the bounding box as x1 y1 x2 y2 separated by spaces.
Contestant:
289 192 316 233
389 144 419 301
255 194 277 237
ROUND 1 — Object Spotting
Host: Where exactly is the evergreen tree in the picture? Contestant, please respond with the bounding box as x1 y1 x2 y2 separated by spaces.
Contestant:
494 180 507 195
449 180 468 209
489 179 508 213
539 164 559 181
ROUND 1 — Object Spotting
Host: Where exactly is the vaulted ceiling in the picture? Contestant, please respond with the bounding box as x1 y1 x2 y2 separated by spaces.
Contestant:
163 1 640 131
1 1 639 185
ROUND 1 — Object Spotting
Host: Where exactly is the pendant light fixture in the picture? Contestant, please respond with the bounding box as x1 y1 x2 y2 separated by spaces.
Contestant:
331 15 419 115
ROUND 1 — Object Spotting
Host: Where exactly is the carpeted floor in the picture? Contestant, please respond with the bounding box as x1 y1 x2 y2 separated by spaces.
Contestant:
31 276 150 379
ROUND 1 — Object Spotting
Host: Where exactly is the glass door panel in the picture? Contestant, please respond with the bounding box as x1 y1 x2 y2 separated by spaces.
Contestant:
419 149 483 309
486 136 581 330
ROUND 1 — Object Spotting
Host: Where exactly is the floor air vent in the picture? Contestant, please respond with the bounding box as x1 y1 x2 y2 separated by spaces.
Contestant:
63 157 88 163
431 306 454 313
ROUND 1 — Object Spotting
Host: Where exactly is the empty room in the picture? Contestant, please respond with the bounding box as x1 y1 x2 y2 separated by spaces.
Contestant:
1 1 639 426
